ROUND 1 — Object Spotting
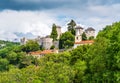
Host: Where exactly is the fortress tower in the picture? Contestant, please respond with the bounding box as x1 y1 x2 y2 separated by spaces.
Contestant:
56 26 62 39
75 26 83 42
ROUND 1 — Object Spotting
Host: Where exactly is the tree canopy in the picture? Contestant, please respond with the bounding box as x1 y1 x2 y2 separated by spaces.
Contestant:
59 31 75 49
21 40 40 53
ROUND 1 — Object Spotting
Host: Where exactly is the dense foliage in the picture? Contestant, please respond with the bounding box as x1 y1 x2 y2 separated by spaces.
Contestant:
59 31 75 49
88 36 94 40
0 40 19 49
21 40 40 53
0 22 120 83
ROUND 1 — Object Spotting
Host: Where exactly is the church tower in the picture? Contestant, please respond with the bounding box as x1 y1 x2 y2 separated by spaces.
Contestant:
75 26 83 42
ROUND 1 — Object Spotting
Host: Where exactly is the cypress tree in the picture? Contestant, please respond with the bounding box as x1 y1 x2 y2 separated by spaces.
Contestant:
67 19 76 35
50 24 58 41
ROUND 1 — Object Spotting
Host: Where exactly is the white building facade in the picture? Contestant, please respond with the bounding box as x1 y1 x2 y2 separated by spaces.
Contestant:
74 26 95 48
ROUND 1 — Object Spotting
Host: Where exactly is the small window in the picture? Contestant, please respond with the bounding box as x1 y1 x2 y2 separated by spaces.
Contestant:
76 37 78 40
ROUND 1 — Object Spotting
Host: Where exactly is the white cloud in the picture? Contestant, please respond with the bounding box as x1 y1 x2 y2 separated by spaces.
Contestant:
0 10 58 40
0 31 18 40
0 3 120 40
56 3 120 31
87 4 120 17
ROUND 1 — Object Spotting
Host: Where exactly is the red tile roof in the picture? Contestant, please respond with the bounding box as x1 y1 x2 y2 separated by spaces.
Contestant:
40 50 53 54
29 50 53 55
75 40 94 44
29 51 41 55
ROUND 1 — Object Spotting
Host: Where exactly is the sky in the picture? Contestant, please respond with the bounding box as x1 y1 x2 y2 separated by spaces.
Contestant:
0 0 120 40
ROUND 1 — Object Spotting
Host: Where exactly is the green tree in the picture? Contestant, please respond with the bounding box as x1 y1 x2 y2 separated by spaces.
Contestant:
50 45 55 49
40 45 45 51
37 52 74 83
73 60 87 83
21 40 40 53
89 36 94 40
82 32 87 40
67 19 76 35
87 22 120 82
6 51 18 64
0 58 9 71
59 31 75 49
70 45 90 65
0 48 9 58
50 23 58 41
18 54 34 68
70 45 90 82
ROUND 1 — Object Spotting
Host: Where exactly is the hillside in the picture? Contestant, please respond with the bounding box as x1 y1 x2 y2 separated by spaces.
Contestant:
0 22 120 83
0 40 20 49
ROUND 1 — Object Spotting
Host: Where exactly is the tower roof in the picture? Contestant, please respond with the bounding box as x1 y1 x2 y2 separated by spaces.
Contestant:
56 25 61 28
75 26 83 29
86 27 95 31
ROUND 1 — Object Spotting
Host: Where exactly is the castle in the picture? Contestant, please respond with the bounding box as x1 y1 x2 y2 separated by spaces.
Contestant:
21 26 62 49
20 25 95 49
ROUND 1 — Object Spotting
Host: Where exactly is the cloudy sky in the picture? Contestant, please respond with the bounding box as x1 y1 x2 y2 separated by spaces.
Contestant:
0 0 120 40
